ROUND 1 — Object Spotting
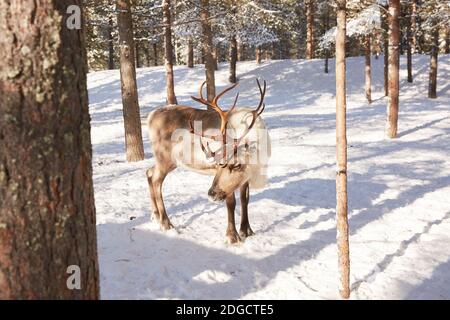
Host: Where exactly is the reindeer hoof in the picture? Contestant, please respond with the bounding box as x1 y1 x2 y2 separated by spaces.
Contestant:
160 219 174 231
239 226 255 238
226 231 242 244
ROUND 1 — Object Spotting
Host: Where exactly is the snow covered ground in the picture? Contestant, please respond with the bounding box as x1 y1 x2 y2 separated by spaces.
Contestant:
88 54 450 299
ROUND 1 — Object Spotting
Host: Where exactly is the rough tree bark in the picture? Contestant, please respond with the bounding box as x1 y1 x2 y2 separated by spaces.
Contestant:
0 0 99 299
162 0 178 105
108 17 115 70
229 35 238 83
187 38 194 68
135 41 140 68
306 0 315 59
335 0 350 300
386 0 400 139
117 0 145 162
428 24 439 99
365 36 372 103
200 0 216 103
213 45 219 70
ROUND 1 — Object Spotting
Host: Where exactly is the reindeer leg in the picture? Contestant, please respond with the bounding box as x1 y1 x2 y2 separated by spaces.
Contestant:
146 167 160 222
225 192 241 244
152 167 174 230
239 182 255 238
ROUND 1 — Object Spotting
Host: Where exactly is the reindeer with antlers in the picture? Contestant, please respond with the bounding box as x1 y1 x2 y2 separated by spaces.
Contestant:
146 79 271 244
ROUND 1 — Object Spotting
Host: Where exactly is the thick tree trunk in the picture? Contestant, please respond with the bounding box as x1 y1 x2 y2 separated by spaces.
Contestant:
256 46 262 64
365 36 372 103
163 0 178 105
335 0 350 300
117 0 145 162
386 0 400 139
229 35 238 84
306 0 315 59
0 0 99 299
428 26 439 99
187 38 194 68
325 49 329 73
200 0 216 102
145 43 151 67
153 43 158 66
108 17 115 70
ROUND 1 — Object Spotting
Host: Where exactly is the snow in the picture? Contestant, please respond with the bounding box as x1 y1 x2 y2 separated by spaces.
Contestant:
88 54 450 299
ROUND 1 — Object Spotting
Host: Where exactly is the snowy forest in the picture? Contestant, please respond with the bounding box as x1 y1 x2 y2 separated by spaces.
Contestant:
0 0 450 301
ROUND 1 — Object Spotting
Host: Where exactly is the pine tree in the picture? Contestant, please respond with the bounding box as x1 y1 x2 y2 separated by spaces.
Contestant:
0 0 99 299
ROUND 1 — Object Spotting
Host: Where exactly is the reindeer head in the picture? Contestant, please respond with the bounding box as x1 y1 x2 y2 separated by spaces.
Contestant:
189 79 267 202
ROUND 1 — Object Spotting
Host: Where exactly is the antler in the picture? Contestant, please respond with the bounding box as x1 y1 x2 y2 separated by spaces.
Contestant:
189 79 266 166
231 79 266 146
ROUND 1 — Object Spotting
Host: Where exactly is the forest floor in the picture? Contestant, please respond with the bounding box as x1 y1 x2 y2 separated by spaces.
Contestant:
88 54 450 299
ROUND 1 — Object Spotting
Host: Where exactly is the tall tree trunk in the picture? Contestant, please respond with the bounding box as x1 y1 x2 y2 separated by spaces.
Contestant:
153 42 158 66
135 41 140 68
306 0 315 59
145 42 151 67
200 0 216 102
365 36 372 104
117 0 145 162
386 0 400 139
108 17 115 70
0 0 99 299
445 28 450 54
213 45 219 70
382 5 389 96
162 0 178 105
187 38 194 68
410 0 417 54
324 3 330 73
229 35 238 84
428 25 439 99
256 46 262 64
407 5 413 83
335 0 350 300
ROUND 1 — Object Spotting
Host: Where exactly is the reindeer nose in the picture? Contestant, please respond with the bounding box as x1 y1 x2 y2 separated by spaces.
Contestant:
208 188 216 198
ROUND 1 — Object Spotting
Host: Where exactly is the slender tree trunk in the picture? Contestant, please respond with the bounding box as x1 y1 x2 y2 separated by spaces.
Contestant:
410 0 417 54
256 46 262 64
407 5 413 83
386 0 400 139
229 35 238 83
135 41 140 68
153 43 158 66
365 36 372 103
0 0 99 299
200 0 216 102
108 17 115 70
213 45 219 70
162 0 178 105
117 0 145 162
145 43 151 67
335 0 350 300
324 3 330 73
445 28 450 54
382 5 389 96
428 25 439 99
306 0 315 59
187 38 194 68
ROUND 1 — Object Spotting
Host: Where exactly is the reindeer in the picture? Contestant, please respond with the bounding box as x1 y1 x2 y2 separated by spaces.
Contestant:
146 79 271 244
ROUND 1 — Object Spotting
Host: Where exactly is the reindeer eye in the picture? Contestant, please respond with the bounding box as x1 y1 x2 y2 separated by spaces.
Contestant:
232 164 242 171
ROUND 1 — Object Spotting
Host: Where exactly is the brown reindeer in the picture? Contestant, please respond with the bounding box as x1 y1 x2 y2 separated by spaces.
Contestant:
146 80 271 244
